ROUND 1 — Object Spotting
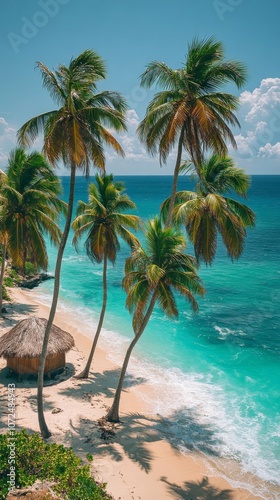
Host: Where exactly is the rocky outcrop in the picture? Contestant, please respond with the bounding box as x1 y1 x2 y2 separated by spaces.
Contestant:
19 273 54 289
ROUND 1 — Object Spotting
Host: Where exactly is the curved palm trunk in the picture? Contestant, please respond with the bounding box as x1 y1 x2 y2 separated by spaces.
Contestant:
166 131 184 227
106 291 157 423
37 164 76 438
22 246 27 276
0 238 7 315
76 255 108 378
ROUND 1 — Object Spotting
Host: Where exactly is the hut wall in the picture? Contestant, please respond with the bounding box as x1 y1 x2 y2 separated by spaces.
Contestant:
7 353 65 375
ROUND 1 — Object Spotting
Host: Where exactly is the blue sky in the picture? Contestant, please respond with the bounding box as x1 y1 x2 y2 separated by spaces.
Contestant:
0 0 280 175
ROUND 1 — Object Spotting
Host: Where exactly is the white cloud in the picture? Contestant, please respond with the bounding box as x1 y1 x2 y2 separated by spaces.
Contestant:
258 142 280 159
0 117 17 166
233 78 280 163
105 109 150 164
239 78 280 122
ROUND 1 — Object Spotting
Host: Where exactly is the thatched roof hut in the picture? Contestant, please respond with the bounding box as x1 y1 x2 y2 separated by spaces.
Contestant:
0 316 74 378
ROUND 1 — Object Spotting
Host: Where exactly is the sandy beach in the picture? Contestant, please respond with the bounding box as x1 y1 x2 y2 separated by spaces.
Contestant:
0 287 277 500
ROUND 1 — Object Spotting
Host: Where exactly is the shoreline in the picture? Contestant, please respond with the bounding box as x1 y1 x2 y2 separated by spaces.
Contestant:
0 287 278 499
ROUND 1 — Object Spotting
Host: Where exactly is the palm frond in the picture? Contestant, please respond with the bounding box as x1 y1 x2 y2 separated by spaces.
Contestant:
36 61 66 105
138 37 247 179
17 111 59 148
225 198 255 227
72 173 141 264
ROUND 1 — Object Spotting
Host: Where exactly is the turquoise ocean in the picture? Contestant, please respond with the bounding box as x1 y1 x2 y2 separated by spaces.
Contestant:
34 175 279 497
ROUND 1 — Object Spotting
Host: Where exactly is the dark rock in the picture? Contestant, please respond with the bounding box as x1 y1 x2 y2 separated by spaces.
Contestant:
19 273 54 289
1 307 8 313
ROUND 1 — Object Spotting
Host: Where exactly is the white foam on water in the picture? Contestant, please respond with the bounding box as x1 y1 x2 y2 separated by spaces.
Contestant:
214 325 246 338
62 255 88 262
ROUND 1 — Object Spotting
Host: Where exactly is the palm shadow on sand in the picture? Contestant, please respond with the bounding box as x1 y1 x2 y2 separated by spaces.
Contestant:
161 476 233 499
0 302 37 327
60 368 147 401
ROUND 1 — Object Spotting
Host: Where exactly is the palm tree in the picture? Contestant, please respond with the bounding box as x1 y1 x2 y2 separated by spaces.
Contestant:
1 148 65 272
72 174 141 378
17 49 127 438
106 217 204 422
0 150 65 314
137 37 247 226
161 155 255 264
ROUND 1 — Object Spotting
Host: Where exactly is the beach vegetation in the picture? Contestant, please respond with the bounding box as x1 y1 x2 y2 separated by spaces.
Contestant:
138 37 247 225
0 260 21 306
106 217 204 422
24 261 40 277
0 148 65 272
72 173 141 378
161 154 255 264
3 268 21 295
0 429 111 500
17 49 127 438
0 149 65 314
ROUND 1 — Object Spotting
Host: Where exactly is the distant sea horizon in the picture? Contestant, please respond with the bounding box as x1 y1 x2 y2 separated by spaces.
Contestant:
34 175 279 499
59 173 280 177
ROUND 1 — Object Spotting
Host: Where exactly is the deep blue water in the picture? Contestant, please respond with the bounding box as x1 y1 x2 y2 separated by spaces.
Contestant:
37 175 280 496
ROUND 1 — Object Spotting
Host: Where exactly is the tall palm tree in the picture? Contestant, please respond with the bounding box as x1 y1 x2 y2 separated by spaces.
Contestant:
106 217 204 422
17 50 127 438
0 150 65 314
161 155 255 264
72 174 141 378
137 37 247 225
1 148 65 271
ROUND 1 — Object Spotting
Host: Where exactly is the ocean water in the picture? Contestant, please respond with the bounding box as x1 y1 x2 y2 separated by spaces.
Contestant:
36 175 279 497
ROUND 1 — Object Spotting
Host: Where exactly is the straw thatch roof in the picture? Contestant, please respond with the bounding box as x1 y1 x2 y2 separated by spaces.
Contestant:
0 316 74 359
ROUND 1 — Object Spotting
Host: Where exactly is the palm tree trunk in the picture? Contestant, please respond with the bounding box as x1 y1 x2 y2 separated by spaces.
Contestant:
37 163 76 438
106 291 157 423
166 131 184 227
0 239 7 315
76 254 108 378
22 246 27 276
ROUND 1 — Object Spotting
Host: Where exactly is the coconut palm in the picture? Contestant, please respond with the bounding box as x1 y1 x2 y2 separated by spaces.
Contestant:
1 148 65 271
106 217 204 422
72 174 141 378
0 150 65 315
138 37 247 225
17 49 127 438
161 155 255 264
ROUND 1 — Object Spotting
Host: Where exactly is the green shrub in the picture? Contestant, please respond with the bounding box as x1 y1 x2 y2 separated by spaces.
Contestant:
1 284 10 302
3 268 21 288
9 269 21 282
1 268 21 301
0 430 111 500
24 262 39 277
4 276 14 288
